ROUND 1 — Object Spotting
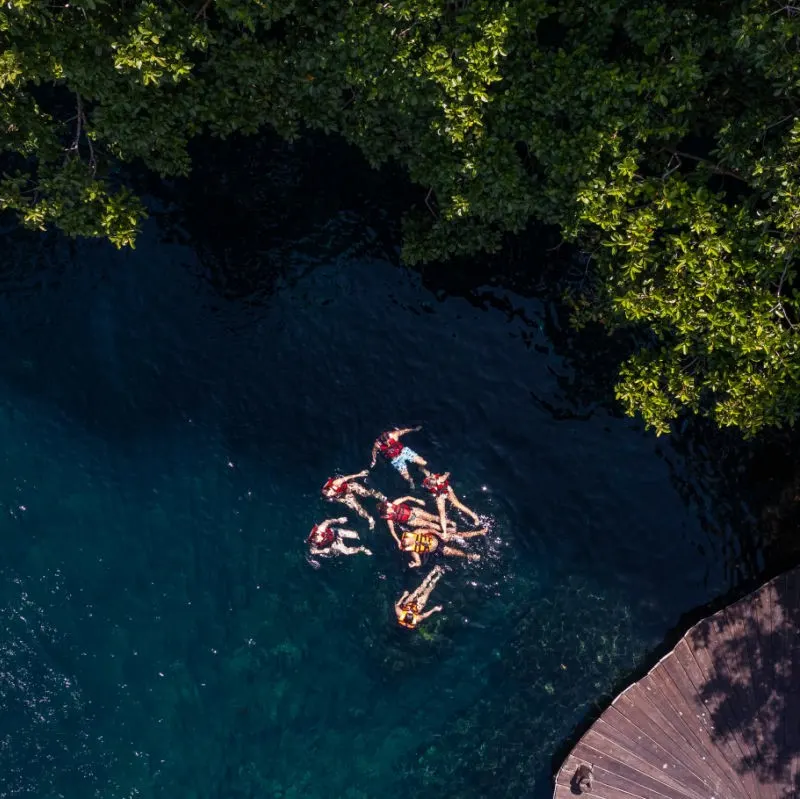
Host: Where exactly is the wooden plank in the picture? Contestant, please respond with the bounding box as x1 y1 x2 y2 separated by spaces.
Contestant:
720 604 766 761
647 660 740 783
772 572 791 789
573 739 698 799
758 578 784 799
597 710 716 799
591 761 701 799
616 685 745 799
554 782 629 799
657 647 745 799
691 613 768 799
671 638 751 799
783 569 800 797
722 602 770 770
617 680 739 798
690 613 764 799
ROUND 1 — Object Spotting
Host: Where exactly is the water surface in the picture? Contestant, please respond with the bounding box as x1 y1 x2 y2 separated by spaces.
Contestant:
0 210 728 798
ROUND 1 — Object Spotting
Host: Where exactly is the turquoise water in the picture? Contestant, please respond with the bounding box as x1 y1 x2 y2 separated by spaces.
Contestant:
0 209 728 798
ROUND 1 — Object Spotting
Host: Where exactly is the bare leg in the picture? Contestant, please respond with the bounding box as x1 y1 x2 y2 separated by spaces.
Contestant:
447 490 480 525
435 495 449 538
397 465 415 488
441 527 487 541
412 508 455 531
345 496 375 529
442 545 480 561
409 566 444 608
332 541 372 556
352 484 387 503
410 453 428 467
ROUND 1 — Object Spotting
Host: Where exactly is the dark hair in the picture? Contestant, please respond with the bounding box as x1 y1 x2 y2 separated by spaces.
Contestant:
377 501 388 516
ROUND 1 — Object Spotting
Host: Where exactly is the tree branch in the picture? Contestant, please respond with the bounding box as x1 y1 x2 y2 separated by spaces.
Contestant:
661 147 745 182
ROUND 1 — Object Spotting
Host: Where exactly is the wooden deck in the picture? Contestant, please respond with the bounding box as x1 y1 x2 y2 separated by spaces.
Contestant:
553 566 800 799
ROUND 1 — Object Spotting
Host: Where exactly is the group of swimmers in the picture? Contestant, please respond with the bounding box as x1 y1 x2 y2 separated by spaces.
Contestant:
306 426 487 630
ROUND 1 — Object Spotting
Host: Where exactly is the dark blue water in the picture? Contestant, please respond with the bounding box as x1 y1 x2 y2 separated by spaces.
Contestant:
0 209 729 798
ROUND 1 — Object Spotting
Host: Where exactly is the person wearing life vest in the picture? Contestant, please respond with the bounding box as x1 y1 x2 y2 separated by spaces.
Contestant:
321 470 387 530
378 495 456 547
395 565 445 629
306 517 372 561
370 426 427 487
421 469 481 536
399 527 486 568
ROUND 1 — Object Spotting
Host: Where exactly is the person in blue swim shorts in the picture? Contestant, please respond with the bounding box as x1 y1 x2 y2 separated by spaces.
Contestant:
370 426 427 487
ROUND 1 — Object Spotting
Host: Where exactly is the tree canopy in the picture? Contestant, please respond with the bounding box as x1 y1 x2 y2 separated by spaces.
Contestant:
2 0 799 436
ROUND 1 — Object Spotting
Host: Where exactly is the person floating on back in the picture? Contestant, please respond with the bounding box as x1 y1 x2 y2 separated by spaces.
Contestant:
399 527 485 568
307 517 372 560
421 469 481 534
321 470 386 530
370 426 427 487
377 496 455 543
395 564 445 629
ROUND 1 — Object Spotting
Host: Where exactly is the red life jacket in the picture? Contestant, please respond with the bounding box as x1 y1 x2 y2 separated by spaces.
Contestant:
322 478 348 498
380 502 412 524
377 433 403 460
307 524 335 549
423 474 450 497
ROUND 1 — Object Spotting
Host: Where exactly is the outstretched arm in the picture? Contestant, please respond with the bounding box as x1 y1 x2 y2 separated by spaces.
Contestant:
341 469 369 482
395 495 424 506
419 606 443 621
369 442 379 467
393 425 422 439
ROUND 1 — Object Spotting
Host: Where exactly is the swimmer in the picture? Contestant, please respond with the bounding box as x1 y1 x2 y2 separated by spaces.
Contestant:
370 426 427 487
422 469 481 533
321 470 386 530
306 517 372 559
399 527 486 568
378 496 456 546
395 565 445 629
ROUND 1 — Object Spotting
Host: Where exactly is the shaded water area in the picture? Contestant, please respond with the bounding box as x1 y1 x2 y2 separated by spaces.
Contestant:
0 137 757 798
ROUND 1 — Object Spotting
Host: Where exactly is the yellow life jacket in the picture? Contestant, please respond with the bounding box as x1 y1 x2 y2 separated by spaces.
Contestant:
405 532 436 554
397 602 420 628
